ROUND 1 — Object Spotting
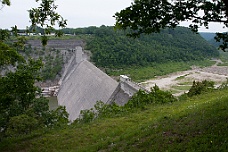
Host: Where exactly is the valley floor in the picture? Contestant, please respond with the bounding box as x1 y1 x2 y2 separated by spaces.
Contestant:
140 60 228 96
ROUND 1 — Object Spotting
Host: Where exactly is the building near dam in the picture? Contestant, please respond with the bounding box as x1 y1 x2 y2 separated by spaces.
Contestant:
57 46 145 122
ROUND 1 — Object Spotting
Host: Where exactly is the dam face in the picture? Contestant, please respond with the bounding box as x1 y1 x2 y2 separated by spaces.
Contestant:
57 46 145 122
57 47 118 121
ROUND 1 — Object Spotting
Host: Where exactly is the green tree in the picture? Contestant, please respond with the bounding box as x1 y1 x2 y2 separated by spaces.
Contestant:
187 80 215 97
0 59 42 128
0 0 10 5
114 0 228 51
1 0 67 46
0 0 68 138
86 26 218 68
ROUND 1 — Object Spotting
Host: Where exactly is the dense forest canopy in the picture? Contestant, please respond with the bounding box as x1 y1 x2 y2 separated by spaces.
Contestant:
63 26 219 68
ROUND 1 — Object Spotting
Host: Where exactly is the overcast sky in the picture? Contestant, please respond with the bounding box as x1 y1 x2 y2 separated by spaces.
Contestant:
0 0 227 33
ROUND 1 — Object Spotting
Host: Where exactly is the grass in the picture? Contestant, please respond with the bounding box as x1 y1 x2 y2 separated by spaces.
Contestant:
171 85 191 91
1 89 228 152
217 62 228 66
175 74 190 80
107 60 215 82
177 81 193 85
169 89 180 94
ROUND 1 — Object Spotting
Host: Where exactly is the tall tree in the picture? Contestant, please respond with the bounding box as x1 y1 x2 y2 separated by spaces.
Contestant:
0 0 68 138
114 0 228 51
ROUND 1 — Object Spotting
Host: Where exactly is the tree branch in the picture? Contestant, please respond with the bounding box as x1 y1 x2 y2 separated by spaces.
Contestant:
221 0 228 17
191 15 227 24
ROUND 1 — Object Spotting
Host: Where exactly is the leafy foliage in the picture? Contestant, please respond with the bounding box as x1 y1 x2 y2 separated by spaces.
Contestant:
41 50 63 80
1 88 228 151
0 0 69 139
114 0 228 51
77 85 176 123
0 59 69 138
187 80 215 97
84 26 218 68
77 109 95 123
6 114 38 136
0 41 23 66
0 29 24 66
0 0 10 6
126 85 177 109
28 0 67 45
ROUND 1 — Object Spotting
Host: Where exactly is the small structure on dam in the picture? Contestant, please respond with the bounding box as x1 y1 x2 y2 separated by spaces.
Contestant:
57 46 145 122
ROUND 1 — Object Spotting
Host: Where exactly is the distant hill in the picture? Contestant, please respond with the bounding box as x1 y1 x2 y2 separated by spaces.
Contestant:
77 26 219 68
22 26 218 69
199 32 216 41
199 32 226 48
208 38 222 48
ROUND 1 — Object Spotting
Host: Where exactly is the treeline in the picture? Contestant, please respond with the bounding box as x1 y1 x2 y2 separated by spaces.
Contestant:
61 26 219 68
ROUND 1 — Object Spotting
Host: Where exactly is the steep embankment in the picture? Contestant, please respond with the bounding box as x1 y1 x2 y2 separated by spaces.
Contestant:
1 89 228 151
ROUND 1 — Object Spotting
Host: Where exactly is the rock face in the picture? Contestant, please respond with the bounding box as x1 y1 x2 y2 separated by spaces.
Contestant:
26 39 84 49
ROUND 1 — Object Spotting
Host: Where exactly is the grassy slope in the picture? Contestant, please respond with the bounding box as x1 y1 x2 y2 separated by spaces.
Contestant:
1 89 228 152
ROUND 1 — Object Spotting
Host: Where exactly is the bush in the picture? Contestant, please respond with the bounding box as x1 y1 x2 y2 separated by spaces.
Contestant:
6 114 38 136
187 80 215 97
149 85 177 104
178 93 189 101
94 101 124 118
125 85 177 108
45 106 69 127
76 86 177 124
77 109 95 123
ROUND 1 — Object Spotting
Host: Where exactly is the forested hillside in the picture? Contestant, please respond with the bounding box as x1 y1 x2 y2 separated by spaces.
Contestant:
62 26 218 68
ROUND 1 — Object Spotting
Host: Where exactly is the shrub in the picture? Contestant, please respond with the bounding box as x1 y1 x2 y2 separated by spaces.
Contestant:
125 85 177 108
77 109 95 123
6 114 38 136
45 106 69 127
94 101 124 118
187 80 215 97
76 86 177 124
149 85 177 104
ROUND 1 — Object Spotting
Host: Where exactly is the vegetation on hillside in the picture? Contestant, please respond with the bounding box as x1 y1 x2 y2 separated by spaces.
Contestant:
0 0 69 140
10 25 219 82
1 81 228 151
61 26 218 68
114 0 227 51
23 46 64 81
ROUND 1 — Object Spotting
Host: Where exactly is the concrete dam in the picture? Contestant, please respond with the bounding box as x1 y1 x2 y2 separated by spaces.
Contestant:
57 46 145 122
